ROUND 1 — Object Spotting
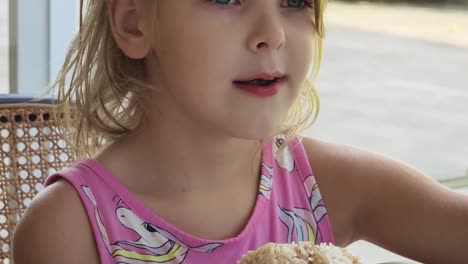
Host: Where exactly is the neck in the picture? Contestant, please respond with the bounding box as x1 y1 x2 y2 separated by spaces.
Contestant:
102 114 264 199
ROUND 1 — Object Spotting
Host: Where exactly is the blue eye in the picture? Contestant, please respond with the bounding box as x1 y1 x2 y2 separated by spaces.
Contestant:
211 0 312 9
285 0 313 9
213 0 238 5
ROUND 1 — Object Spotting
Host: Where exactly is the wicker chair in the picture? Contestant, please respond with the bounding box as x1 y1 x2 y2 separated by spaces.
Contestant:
0 95 73 263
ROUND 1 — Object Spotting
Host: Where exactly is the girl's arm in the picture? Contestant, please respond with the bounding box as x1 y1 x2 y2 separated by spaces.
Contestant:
302 137 468 263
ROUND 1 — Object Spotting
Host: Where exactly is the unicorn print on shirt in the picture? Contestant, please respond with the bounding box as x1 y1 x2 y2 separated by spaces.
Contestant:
272 135 295 172
277 174 330 245
259 163 274 200
81 186 224 264
270 135 330 245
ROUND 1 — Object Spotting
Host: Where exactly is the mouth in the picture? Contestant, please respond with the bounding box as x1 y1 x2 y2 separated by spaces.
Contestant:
233 72 287 86
233 73 287 97
233 77 285 87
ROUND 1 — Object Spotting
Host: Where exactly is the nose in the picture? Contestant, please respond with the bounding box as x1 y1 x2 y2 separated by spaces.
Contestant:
247 13 286 53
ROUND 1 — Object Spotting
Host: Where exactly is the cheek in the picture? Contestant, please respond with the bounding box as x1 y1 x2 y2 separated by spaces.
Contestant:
156 25 235 90
152 34 229 115
286 17 316 68
295 32 315 71
153 42 205 99
157 44 229 104
287 40 315 91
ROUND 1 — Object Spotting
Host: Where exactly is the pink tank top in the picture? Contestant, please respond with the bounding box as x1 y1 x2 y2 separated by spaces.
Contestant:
45 135 335 264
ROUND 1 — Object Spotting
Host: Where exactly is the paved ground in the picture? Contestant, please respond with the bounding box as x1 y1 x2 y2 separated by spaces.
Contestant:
303 1 468 182
307 24 468 182
324 1 468 48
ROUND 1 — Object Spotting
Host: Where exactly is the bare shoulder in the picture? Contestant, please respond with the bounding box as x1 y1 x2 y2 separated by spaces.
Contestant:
300 136 423 181
12 179 100 264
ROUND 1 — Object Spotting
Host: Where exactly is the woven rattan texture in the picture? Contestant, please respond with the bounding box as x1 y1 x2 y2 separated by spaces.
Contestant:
0 104 73 263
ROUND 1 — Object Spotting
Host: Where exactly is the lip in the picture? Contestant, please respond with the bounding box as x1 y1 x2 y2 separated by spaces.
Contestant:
233 77 286 98
234 71 286 82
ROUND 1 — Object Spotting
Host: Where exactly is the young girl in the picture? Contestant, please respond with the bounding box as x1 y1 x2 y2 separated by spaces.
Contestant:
12 0 468 263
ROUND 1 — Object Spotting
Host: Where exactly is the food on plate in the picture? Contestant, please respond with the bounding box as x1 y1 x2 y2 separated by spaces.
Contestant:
237 242 361 264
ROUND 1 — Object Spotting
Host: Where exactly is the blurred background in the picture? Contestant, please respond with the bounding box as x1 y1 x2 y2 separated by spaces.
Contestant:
0 0 467 263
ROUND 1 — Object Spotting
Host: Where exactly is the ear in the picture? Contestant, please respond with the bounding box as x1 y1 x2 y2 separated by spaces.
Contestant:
108 0 151 59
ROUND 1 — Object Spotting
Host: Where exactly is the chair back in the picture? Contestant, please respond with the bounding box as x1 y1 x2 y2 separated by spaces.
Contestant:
0 95 73 263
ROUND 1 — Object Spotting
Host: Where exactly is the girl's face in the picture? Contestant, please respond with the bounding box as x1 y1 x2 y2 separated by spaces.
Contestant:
145 0 316 139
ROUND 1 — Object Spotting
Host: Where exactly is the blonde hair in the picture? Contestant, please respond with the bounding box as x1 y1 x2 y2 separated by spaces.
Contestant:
49 0 327 159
